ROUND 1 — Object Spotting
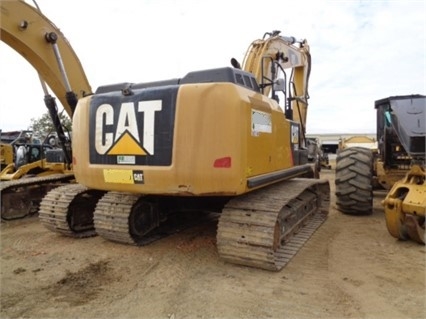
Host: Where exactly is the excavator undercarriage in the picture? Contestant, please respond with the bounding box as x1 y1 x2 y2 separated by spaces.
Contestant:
39 173 329 271
1 173 74 221
217 178 329 271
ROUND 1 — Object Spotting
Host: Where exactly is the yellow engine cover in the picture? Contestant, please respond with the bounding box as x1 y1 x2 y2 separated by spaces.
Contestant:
72 82 297 196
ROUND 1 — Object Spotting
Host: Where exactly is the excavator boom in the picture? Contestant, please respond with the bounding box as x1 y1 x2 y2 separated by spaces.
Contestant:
240 31 311 143
0 0 92 116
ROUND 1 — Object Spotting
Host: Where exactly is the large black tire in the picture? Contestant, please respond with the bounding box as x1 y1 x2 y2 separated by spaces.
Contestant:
335 147 373 215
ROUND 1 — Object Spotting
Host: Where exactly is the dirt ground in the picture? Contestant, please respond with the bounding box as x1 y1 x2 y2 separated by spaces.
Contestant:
1 165 425 319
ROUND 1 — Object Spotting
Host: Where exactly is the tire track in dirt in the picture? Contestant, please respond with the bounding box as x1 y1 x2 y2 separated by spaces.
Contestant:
1 259 116 318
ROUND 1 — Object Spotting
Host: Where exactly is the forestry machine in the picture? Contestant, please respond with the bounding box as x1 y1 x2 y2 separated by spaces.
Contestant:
39 28 330 271
0 0 92 220
335 95 425 244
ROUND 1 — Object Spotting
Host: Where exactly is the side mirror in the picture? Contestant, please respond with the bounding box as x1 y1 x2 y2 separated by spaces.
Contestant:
274 78 286 92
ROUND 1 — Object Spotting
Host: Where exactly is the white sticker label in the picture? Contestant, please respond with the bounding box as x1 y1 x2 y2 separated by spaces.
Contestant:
252 110 272 134
117 155 136 164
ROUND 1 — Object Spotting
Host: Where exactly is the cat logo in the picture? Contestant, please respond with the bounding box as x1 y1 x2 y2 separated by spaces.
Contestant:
89 86 176 166
95 100 162 156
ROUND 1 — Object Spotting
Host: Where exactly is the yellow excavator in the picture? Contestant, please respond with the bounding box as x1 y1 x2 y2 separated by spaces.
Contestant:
0 130 64 180
0 0 91 220
0 130 35 171
38 28 330 271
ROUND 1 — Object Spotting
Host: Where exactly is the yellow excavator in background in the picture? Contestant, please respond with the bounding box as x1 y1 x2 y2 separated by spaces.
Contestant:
39 28 330 271
0 130 63 181
0 0 92 220
0 131 35 171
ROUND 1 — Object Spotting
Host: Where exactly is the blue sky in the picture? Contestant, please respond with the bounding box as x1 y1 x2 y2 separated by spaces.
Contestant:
0 0 425 134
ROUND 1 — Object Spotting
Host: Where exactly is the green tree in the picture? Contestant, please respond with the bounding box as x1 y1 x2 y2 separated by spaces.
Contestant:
29 111 72 140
